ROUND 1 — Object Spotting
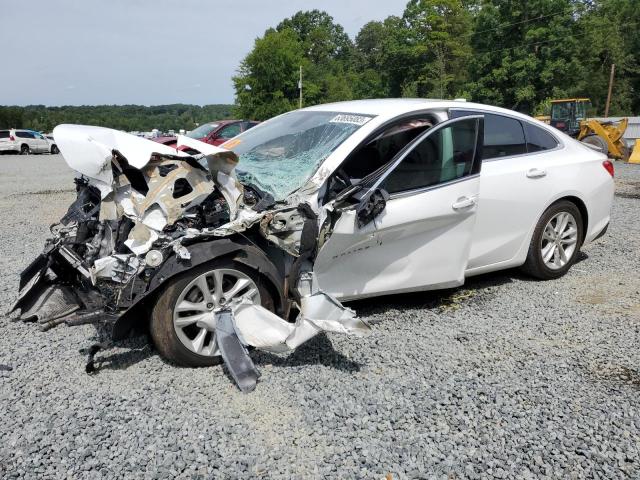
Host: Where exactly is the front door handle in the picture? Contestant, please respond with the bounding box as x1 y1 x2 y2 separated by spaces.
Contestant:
527 168 547 178
452 196 477 210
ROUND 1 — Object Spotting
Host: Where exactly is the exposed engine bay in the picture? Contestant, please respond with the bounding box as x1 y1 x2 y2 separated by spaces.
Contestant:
12 124 370 392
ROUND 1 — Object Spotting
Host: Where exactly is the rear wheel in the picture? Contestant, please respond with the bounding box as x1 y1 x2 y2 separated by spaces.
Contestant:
521 200 583 280
51 145 59 154
150 259 275 367
20 144 30 155
581 135 608 155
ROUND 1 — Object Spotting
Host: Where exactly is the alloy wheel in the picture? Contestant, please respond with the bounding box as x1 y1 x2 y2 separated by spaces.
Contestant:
172 268 261 357
540 211 578 270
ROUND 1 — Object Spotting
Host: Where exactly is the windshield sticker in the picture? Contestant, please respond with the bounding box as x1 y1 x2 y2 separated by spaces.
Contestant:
329 114 372 126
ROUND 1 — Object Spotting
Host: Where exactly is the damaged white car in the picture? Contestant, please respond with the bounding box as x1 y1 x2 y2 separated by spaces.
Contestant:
13 99 614 392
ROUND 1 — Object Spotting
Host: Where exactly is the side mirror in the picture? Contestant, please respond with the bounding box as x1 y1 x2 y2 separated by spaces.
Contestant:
355 188 389 228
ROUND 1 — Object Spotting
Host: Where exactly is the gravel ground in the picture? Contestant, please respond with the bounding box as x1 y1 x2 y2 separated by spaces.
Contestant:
1 154 639 479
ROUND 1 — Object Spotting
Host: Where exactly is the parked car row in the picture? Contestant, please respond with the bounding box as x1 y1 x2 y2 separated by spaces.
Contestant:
153 119 259 152
0 119 256 156
0 129 58 154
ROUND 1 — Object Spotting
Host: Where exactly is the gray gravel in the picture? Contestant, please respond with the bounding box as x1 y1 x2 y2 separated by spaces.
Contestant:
1 154 640 479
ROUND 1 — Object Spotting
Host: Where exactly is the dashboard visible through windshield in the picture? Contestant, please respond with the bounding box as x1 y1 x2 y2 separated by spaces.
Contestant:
226 111 374 200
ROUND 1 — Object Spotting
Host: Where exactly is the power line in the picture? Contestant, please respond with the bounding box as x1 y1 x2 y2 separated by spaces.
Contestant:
474 19 638 55
469 7 576 37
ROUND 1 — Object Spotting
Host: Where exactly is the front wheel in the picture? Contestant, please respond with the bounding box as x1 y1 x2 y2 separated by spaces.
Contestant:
51 145 59 154
149 259 275 367
20 144 30 155
521 200 583 280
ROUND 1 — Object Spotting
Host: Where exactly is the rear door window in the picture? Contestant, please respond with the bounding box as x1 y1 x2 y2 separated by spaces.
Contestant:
483 114 526 159
524 123 558 152
0 131 9 139
451 110 528 160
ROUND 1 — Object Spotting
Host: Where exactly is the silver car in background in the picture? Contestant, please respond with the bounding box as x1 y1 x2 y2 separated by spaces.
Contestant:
0 129 57 154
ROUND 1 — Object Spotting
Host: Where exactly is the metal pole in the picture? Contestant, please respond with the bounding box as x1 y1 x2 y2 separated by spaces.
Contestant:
299 65 303 109
605 63 615 118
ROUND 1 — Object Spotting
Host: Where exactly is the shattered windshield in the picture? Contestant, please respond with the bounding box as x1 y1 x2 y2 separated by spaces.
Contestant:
188 123 218 138
228 111 373 200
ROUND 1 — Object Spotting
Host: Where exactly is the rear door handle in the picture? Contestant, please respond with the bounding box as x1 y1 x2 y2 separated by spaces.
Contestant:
527 168 547 178
452 196 477 210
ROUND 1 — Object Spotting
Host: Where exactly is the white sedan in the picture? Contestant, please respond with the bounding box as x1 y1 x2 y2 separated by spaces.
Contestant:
15 99 614 388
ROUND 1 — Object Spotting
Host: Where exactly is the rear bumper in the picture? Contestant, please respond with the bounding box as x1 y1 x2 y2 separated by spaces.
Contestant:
0 142 18 152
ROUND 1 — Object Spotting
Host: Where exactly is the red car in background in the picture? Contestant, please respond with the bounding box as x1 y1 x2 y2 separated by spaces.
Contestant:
154 119 259 152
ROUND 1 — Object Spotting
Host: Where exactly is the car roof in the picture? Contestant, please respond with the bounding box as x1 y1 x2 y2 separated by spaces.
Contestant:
204 119 241 126
303 98 538 123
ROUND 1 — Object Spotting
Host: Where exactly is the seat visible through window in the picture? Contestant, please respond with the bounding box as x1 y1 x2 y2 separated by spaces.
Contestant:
381 117 479 194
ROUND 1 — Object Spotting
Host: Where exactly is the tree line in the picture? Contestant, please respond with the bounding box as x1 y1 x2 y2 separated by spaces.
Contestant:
233 0 640 120
0 104 234 133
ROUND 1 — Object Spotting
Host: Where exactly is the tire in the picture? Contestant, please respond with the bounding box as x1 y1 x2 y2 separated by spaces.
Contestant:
149 259 276 367
20 144 30 155
581 135 608 155
521 200 584 280
620 145 630 162
51 145 59 154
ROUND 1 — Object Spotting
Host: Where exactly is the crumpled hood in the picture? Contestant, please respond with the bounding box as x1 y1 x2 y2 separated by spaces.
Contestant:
53 125 192 190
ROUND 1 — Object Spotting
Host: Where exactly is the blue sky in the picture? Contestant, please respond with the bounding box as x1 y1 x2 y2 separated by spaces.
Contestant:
1 0 408 106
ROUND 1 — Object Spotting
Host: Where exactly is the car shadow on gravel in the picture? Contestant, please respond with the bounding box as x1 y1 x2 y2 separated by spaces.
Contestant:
344 255 589 317
84 337 154 373
251 333 361 373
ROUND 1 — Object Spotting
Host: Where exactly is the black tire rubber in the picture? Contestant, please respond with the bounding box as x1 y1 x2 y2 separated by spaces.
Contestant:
20 144 30 155
520 200 584 280
149 259 276 367
581 135 608 155
51 145 59 154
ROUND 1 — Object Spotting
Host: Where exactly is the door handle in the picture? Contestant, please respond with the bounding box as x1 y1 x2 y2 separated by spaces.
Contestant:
452 196 477 210
527 168 547 178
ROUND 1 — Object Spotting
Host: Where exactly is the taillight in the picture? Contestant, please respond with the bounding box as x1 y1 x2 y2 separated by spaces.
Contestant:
9 135 15 141
602 160 614 178
556 122 565 129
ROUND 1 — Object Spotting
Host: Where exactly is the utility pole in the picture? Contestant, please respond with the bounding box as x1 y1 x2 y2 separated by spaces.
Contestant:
298 65 303 109
605 63 615 118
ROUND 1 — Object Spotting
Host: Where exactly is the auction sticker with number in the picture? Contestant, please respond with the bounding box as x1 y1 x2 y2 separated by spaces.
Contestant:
329 114 372 126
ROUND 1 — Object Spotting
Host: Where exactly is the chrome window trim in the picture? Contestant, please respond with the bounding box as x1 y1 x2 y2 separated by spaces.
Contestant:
448 108 565 162
387 173 481 200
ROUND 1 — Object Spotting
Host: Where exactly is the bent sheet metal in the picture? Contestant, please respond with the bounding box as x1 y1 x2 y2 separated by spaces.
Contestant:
13 124 370 392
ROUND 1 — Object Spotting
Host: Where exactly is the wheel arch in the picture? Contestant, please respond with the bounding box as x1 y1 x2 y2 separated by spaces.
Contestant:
511 192 590 270
112 238 286 341
559 195 588 243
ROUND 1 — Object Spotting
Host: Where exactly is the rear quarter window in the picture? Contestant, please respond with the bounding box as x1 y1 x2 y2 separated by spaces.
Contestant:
525 123 559 152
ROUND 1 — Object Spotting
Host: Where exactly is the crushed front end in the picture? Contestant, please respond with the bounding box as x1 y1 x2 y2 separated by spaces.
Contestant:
12 124 369 392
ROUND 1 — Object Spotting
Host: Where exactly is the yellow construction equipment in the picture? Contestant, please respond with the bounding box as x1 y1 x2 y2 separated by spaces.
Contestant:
629 140 640 165
549 98 630 161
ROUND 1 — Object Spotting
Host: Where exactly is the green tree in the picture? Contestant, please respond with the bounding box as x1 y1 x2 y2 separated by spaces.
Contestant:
233 28 304 120
401 0 473 98
468 0 583 113
233 11 357 118
572 0 640 115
